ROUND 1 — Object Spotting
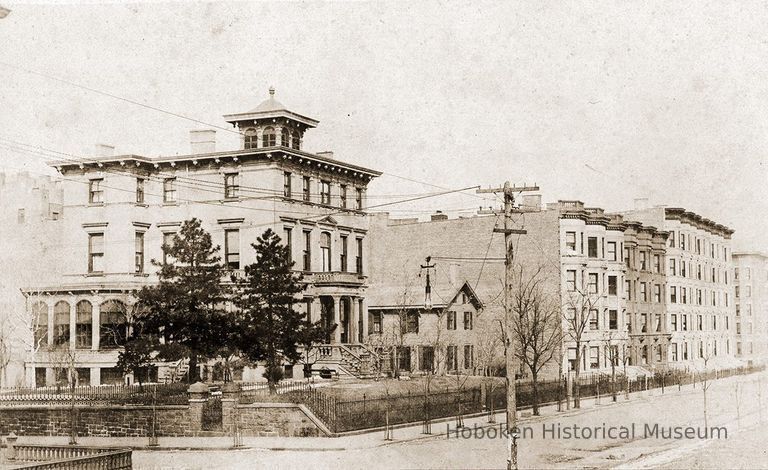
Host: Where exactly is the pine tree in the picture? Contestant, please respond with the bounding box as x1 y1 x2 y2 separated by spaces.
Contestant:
136 218 230 383
234 228 326 393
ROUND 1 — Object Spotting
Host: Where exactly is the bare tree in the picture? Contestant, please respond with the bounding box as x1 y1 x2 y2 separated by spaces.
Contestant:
15 288 50 387
0 315 13 388
510 265 561 415
475 316 504 422
697 342 713 429
603 330 624 402
562 269 601 409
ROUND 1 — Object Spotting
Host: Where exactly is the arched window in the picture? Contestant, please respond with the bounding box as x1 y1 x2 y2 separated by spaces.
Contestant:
320 232 332 272
243 128 258 149
76 300 93 349
262 127 276 147
281 128 291 147
100 300 127 349
292 131 300 150
53 301 70 346
32 302 48 348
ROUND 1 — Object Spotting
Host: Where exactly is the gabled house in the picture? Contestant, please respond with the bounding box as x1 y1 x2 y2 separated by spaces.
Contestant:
367 281 487 375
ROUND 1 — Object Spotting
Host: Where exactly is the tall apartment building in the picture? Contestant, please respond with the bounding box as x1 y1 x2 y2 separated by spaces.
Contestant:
0 172 63 387
367 199 672 380
620 219 670 368
557 203 629 374
733 252 768 365
21 89 381 386
624 207 737 370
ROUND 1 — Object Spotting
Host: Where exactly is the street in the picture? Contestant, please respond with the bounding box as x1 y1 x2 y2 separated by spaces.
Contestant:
132 371 768 469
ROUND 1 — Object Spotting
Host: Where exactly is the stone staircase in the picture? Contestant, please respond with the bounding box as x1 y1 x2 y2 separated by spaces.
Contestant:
312 344 382 379
157 359 190 383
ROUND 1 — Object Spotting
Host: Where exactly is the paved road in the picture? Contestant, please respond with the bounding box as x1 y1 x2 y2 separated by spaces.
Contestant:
130 371 767 469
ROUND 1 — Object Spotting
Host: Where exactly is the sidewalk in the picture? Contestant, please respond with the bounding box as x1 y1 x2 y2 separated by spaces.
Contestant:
12 379 708 453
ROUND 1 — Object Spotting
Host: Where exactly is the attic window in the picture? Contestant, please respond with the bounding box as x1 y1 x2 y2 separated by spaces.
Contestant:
262 127 276 147
244 128 258 149
281 128 291 147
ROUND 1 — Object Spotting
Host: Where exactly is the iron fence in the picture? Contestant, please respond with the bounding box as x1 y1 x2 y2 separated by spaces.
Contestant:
0 382 189 406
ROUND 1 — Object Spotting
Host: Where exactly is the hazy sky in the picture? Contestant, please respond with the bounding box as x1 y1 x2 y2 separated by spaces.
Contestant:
0 1 765 250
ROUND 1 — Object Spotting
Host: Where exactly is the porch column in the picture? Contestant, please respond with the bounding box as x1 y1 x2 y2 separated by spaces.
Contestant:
310 297 322 323
348 297 357 344
92 298 100 351
69 295 76 351
332 296 341 344
359 297 368 343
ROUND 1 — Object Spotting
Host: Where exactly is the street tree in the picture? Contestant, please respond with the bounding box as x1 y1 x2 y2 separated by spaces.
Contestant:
136 218 231 383
562 269 601 408
510 265 561 415
233 228 325 393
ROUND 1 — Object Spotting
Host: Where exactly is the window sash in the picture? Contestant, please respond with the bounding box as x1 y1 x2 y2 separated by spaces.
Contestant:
88 233 104 273
163 178 177 203
303 177 311 202
89 179 104 204
303 231 312 271
225 229 240 269
224 173 239 199
135 178 144 204
283 172 292 198
135 232 145 273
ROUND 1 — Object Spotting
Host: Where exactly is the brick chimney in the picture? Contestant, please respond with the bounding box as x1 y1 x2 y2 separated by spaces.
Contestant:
431 210 448 221
190 130 216 154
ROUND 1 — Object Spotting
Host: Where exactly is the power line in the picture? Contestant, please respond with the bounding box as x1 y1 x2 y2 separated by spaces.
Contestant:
0 61 502 212
0 61 241 136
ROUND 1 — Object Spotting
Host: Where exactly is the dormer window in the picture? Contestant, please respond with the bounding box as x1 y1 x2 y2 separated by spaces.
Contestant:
244 128 258 149
281 128 291 147
292 132 300 150
262 127 276 147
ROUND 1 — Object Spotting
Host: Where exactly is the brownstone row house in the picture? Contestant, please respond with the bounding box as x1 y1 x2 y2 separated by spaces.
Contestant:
733 251 768 365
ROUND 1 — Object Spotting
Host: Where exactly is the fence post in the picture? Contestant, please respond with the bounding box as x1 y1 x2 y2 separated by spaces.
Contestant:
625 376 629 400
5 432 17 461
384 390 392 441
221 382 242 447
149 384 158 447
596 379 600 406
187 382 209 432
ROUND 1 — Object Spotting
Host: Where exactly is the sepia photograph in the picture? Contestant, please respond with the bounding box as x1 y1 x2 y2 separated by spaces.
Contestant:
0 1 766 469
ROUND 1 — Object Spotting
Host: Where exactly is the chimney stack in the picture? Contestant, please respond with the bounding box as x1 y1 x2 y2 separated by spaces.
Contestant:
190 130 216 154
94 144 115 157
520 194 542 212
431 210 449 222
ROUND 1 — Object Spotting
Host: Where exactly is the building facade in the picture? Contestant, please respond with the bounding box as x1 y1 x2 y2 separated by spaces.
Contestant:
553 202 632 375
733 252 768 365
624 207 737 370
22 90 381 386
0 172 63 387
620 218 670 368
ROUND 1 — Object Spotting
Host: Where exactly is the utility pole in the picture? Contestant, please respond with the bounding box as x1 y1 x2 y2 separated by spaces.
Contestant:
477 182 538 470
420 256 435 311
